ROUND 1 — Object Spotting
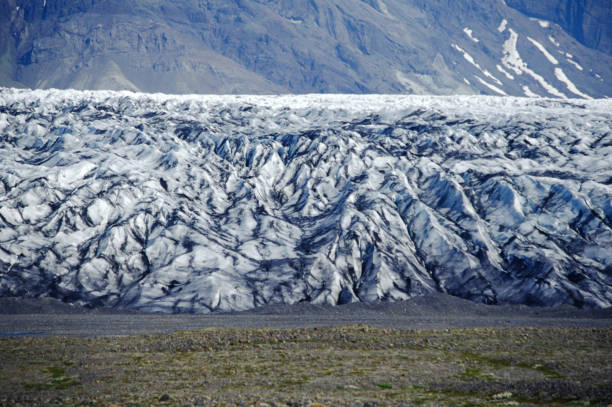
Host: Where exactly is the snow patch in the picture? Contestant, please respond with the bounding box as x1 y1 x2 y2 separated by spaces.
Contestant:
501 28 566 98
452 44 480 69
498 19 507 33
452 44 503 87
566 58 583 71
549 36 560 47
501 28 524 75
554 68 592 99
522 85 539 97
527 37 558 65
475 76 507 95
483 70 503 86
496 64 515 80
526 68 564 99
463 27 480 43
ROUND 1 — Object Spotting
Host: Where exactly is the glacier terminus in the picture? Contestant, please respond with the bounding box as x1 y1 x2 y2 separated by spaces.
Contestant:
0 88 611 312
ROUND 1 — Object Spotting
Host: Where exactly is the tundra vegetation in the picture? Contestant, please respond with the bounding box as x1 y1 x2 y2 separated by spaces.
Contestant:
0 326 610 406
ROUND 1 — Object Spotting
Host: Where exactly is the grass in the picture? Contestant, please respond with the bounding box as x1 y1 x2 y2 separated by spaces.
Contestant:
461 351 564 379
0 326 610 406
23 365 81 391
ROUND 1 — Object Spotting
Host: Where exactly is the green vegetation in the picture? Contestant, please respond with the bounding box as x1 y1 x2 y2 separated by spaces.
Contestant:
23 365 81 391
0 326 610 406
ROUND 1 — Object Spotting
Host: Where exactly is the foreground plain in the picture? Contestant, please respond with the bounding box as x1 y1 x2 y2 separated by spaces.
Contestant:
1 325 611 407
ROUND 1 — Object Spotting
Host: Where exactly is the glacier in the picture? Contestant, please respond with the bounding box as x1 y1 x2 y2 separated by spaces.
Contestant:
0 88 611 312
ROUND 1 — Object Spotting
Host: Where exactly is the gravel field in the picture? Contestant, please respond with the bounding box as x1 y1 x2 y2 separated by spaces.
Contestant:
1 294 611 337
0 325 610 406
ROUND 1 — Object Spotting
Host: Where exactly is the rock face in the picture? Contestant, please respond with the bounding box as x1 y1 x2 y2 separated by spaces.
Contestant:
506 0 612 56
0 0 611 97
0 88 611 312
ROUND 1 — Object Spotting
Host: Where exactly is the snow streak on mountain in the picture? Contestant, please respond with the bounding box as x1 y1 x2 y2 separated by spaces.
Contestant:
0 89 611 312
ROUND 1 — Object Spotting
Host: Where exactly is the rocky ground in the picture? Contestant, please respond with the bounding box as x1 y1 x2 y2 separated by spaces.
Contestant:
0 325 610 406
1 294 611 337
0 295 611 406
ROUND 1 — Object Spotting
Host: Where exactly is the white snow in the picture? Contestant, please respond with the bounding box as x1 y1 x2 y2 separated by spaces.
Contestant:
0 206 24 225
522 85 539 97
452 44 480 69
87 199 114 226
566 58 583 71
496 64 515 80
549 36 560 47
501 27 566 98
463 27 480 43
498 19 507 33
527 37 558 65
452 44 503 87
483 70 503 86
501 28 525 75
56 161 97 189
21 204 52 223
475 76 507 95
536 19 550 28
554 68 592 99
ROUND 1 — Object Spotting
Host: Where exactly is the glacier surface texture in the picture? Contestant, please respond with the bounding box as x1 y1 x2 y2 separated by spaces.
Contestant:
0 88 611 312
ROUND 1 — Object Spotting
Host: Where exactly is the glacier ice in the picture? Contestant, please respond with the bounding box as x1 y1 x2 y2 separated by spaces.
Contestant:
0 88 611 312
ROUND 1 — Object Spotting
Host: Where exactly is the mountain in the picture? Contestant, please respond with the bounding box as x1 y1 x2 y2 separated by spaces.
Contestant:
505 0 612 56
0 0 611 96
1 88 611 312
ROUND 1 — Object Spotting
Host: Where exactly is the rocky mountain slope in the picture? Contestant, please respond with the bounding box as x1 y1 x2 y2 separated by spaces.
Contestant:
506 0 612 56
0 0 611 96
0 88 610 312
